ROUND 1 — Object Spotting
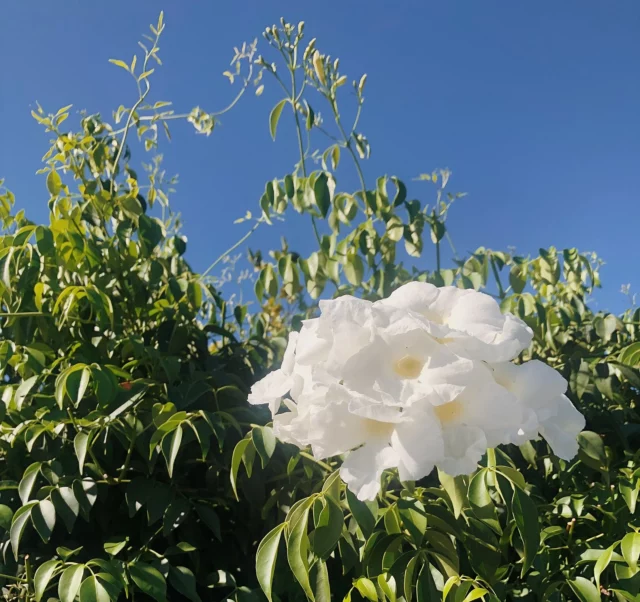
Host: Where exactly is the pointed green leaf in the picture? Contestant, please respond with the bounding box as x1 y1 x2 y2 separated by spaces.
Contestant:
58 564 85 602
161 425 183 478
35 559 60 602
252 426 277 468
129 562 167 602
32 499 56 542
104 536 129 556
568 576 600 602
51 487 80 533
74 431 90 474
313 173 331 218
230 438 251 501
512 487 540 576
594 543 615 589
46 170 63 195
355 577 377 602
269 99 288 140
169 566 202 602
257 523 285 602
621 532 640 572
287 499 315 601
19 462 42 504
79 574 110 602
10 501 37 560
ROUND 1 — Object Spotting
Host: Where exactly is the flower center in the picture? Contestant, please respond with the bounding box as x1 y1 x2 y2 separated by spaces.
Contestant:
363 419 394 438
393 355 424 379
433 400 464 424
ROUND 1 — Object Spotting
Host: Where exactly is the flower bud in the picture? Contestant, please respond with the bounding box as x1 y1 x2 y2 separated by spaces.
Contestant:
312 51 326 85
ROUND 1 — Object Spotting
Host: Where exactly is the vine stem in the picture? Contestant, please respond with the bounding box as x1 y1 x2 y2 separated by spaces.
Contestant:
299 451 333 472
201 220 262 280
288 53 323 249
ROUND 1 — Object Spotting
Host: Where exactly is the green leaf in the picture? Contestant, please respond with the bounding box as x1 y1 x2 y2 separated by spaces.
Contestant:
346 489 377 539
51 487 79 533
621 532 640 572
104 536 129 556
313 495 344 559
287 498 315 601
438 471 468 518
378 574 396 602
15 375 38 410
32 499 56 543
169 566 202 602
468 469 500 534
568 576 600 602
35 559 60 602
594 543 616 588
47 170 63 195
509 265 527 294
18 461 41 504
58 564 85 602
74 431 90 474
463 589 489 602
163 498 190 536
0 503 14 531
315 560 331 602
403 553 420 602
397 498 427 546
618 342 640 368
195 504 221 541
79 575 110 602
313 173 331 218
512 487 540 576
129 562 167 602
162 425 183 478
355 577 378 602
578 431 607 470
252 426 277 468
10 501 37 560
344 255 365 286
594 313 617 342
269 99 288 140
256 523 285 602
73 478 98 520
231 438 251 501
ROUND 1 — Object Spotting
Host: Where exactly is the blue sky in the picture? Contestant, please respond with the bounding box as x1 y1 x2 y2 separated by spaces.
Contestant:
1 1 638 312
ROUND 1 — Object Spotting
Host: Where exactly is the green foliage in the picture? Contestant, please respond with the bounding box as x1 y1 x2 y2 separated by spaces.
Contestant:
0 13 638 602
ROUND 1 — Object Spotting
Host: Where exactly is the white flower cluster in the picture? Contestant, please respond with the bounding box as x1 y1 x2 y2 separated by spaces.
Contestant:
248 283 585 500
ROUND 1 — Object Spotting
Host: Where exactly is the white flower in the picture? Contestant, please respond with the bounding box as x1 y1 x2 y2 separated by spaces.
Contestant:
247 285 584 501
247 332 298 415
273 383 445 501
379 282 533 362
490 360 585 460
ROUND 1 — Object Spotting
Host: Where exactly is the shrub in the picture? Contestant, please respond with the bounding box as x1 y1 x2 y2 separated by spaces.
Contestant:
0 13 638 602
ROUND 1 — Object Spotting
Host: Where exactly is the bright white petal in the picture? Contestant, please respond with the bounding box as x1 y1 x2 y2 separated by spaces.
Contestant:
247 370 292 416
438 425 487 476
390 406 444 481
281 331 299 374
340 440 399 501
539 395 586 460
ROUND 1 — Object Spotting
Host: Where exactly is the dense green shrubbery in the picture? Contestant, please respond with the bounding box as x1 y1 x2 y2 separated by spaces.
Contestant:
0 14 638 602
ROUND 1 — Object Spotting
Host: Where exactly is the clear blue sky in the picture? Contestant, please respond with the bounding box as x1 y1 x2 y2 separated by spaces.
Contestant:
1 1 638 312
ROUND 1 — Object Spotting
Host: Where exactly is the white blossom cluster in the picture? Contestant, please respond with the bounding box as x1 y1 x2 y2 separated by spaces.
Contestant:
248 283 585 500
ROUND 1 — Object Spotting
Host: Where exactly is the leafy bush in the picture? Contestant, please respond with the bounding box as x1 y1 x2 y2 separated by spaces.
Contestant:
0 13 638 602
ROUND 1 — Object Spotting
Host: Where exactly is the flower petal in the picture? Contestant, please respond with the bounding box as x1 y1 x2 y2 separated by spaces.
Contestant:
340 440 399 501
247 369 292 416
390 405 444 481
539 395 586 460
438 425 487 476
